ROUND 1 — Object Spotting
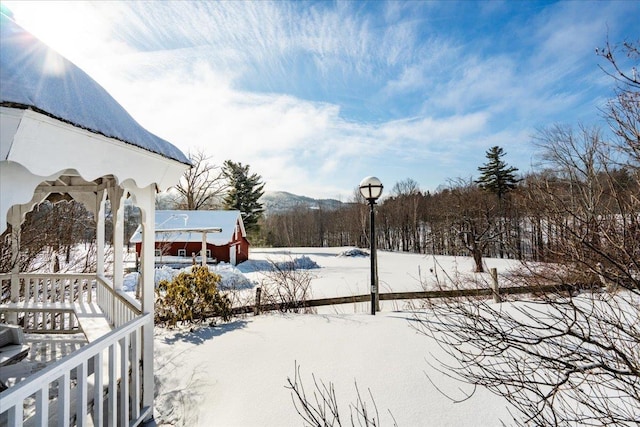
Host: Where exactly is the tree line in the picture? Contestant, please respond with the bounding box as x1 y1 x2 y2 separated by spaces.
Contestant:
259 128 639 275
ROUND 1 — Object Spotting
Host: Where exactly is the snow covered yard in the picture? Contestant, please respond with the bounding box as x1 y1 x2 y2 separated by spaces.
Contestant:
151 248 518 426
126 246 520 313
153 311 511 426
242 247 521 300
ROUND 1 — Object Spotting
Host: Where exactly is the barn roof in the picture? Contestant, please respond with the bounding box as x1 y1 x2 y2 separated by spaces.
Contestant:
130 210 247 246
0 11 189 165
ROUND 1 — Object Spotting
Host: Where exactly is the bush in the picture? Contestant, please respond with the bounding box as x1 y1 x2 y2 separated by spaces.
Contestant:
287 362 397 426
260 258 316 313
155 266 232 327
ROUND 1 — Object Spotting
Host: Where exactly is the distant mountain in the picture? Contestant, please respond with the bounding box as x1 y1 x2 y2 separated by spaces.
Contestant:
260 191 345 215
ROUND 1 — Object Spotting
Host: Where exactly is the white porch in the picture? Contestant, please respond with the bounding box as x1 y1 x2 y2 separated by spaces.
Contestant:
1 11 190 426
0 112 179 425
0 272 147 426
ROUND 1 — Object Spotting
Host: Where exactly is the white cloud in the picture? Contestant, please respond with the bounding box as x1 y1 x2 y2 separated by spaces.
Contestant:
99 52 502 198
4 0 634 199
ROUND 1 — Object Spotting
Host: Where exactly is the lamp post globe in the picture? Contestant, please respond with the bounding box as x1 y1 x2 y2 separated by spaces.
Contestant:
360 176 383 315
359 176 383 202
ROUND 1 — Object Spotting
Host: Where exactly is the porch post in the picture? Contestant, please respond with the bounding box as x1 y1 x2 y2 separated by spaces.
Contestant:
138 185 156 419
8 207 21 324
96 191 107 276
110 188 125 292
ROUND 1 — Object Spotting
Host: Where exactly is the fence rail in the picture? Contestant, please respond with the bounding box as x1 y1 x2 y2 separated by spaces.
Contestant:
233 282 578 315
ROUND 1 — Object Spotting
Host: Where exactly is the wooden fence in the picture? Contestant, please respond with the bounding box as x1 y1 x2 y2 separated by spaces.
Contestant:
232 281 579 316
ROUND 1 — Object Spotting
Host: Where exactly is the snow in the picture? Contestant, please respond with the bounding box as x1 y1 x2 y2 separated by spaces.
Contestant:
337 247 369 257
152 247 519 425
0 12 189 165
129 210 245 246
129 246 520 307
239 247 521 302
154 312 511 426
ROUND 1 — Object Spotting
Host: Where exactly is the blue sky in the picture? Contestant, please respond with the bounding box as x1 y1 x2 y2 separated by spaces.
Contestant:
3 1 638 200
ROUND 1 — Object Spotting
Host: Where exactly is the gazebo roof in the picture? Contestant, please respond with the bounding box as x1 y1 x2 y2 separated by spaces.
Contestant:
0 11 189 165
0 11 191 234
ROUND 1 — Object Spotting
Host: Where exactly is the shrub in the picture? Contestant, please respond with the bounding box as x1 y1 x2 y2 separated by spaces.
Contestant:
260 258 315 313
155 266 232 327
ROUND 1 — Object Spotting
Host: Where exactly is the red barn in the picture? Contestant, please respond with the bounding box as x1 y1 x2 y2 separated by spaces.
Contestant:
130 210 250 265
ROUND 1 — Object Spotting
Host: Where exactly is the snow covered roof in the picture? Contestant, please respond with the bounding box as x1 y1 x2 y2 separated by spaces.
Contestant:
0 12 189 165
130 210 247 246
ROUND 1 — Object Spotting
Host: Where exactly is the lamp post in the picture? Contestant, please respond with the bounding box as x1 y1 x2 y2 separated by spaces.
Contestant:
359 176 383 315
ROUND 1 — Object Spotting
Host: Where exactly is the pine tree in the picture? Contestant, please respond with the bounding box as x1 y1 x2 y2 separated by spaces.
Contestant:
476 146 520 199
476 146 520 259
222 160 265 233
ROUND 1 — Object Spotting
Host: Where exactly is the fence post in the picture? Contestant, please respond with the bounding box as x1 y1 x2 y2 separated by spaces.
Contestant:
254 287 262 315
490 268 501 303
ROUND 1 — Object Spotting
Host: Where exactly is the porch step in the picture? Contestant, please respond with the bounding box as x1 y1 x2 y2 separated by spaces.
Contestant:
17 304 119 427
19 373 107 427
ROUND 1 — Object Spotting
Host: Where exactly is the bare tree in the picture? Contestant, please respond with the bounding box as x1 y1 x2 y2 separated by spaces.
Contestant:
418 135 640 423
597 39 640 170
0 200 95 275
174 149 226 210
414 287 640 426
448 178 500 273
381 179 424 252
413 40 640 425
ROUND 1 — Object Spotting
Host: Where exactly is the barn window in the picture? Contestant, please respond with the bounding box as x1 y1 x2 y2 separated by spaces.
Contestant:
154 249 161 256
207 249 212 258
177 249 186 257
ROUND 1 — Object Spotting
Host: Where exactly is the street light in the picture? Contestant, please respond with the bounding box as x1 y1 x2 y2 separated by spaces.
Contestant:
359 176 383 315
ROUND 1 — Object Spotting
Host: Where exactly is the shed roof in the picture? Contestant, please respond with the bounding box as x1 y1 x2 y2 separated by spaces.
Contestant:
0 11 189 165
130 210 247 246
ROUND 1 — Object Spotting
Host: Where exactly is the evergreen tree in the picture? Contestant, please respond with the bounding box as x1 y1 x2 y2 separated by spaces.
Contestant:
476 146 520 259
222 160 265 233
476 146 520 199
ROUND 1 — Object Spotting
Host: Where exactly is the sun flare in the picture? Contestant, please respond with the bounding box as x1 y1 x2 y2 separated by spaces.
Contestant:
2 1 110 64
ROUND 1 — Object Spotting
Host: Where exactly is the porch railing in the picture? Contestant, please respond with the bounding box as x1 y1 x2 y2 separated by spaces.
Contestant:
4 273 95 304
96 275 142 328
0 273 94 333
0 272 150 425
0 313 151 426
0 273 142 331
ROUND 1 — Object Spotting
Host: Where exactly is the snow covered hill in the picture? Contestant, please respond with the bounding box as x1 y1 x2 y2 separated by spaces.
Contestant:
260 191 346 215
